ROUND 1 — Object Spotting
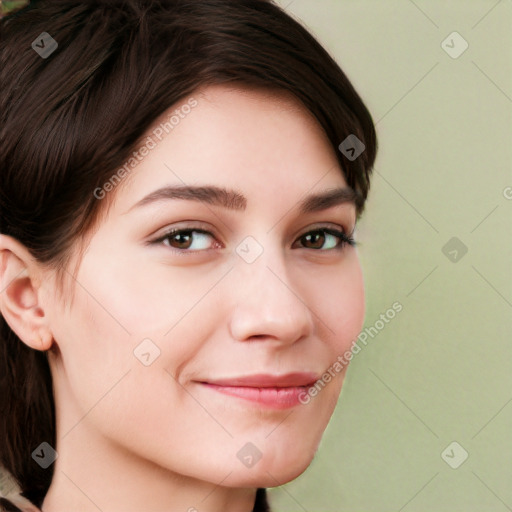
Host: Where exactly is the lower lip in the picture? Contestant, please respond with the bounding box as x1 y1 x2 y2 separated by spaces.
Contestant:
200 383 310 409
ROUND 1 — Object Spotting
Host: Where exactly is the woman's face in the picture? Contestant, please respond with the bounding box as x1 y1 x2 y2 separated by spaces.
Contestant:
45 84 365 490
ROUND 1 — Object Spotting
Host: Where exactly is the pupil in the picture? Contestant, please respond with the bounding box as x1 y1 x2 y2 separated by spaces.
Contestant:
306 231 324 248
175 232 191 248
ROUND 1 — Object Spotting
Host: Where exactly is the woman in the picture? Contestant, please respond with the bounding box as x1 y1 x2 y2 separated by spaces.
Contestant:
0 0 377 510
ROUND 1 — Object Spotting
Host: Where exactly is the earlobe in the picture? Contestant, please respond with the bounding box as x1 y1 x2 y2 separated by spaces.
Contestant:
0 234 53 352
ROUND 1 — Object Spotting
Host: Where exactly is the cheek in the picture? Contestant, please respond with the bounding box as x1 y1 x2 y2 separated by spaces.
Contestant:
82 245 223 338
314 252 365 353
50 271 190 446
52 251 217 410
52 287 132 396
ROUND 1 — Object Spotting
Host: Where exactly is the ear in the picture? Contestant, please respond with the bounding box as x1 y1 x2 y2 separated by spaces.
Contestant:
0 234 53 351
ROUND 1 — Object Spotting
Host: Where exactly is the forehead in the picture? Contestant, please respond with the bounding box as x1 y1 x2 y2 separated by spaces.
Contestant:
111 84 348 213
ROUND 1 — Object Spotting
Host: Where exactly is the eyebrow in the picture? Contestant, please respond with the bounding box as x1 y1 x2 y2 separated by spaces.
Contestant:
125 184 358 215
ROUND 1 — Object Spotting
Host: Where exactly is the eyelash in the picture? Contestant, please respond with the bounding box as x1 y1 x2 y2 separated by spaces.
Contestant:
150 225 356 254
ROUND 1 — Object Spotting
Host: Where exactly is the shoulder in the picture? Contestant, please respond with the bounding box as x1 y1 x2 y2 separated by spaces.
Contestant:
1 497 41 512
0 468 41 512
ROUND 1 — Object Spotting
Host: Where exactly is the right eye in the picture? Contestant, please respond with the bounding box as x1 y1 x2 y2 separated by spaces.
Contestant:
151 228 219 253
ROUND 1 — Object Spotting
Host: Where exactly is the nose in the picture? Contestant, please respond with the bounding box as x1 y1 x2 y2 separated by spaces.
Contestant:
228 244 315 346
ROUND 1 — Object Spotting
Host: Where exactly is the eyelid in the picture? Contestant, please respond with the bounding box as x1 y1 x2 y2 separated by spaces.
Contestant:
297 221 354 237
148 221 217 241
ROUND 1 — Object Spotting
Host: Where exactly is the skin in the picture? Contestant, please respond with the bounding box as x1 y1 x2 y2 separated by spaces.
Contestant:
0 84 365 512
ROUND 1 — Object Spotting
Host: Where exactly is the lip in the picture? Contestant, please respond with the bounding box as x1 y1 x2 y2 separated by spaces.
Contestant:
204 372 320 388
197 372 319 409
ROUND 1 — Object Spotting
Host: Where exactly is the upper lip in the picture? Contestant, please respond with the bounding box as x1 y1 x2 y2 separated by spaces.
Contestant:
200 372 320 388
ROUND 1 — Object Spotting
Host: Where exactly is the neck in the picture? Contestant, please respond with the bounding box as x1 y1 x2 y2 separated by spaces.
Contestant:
41 413 257 512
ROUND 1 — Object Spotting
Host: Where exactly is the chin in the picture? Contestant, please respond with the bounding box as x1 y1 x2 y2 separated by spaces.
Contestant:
226 444 317 488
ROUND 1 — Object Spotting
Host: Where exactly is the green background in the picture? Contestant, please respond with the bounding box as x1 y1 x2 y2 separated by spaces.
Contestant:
270 1 512 511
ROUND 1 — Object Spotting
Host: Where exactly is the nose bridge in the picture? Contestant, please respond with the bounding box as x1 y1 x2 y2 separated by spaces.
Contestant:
229 236 314 344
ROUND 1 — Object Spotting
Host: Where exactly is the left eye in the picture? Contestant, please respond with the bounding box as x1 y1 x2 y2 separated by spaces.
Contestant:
294 228 355 250
152 227 355 252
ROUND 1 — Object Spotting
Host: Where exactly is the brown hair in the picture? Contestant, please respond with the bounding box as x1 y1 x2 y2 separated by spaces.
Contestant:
0 0 377 508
